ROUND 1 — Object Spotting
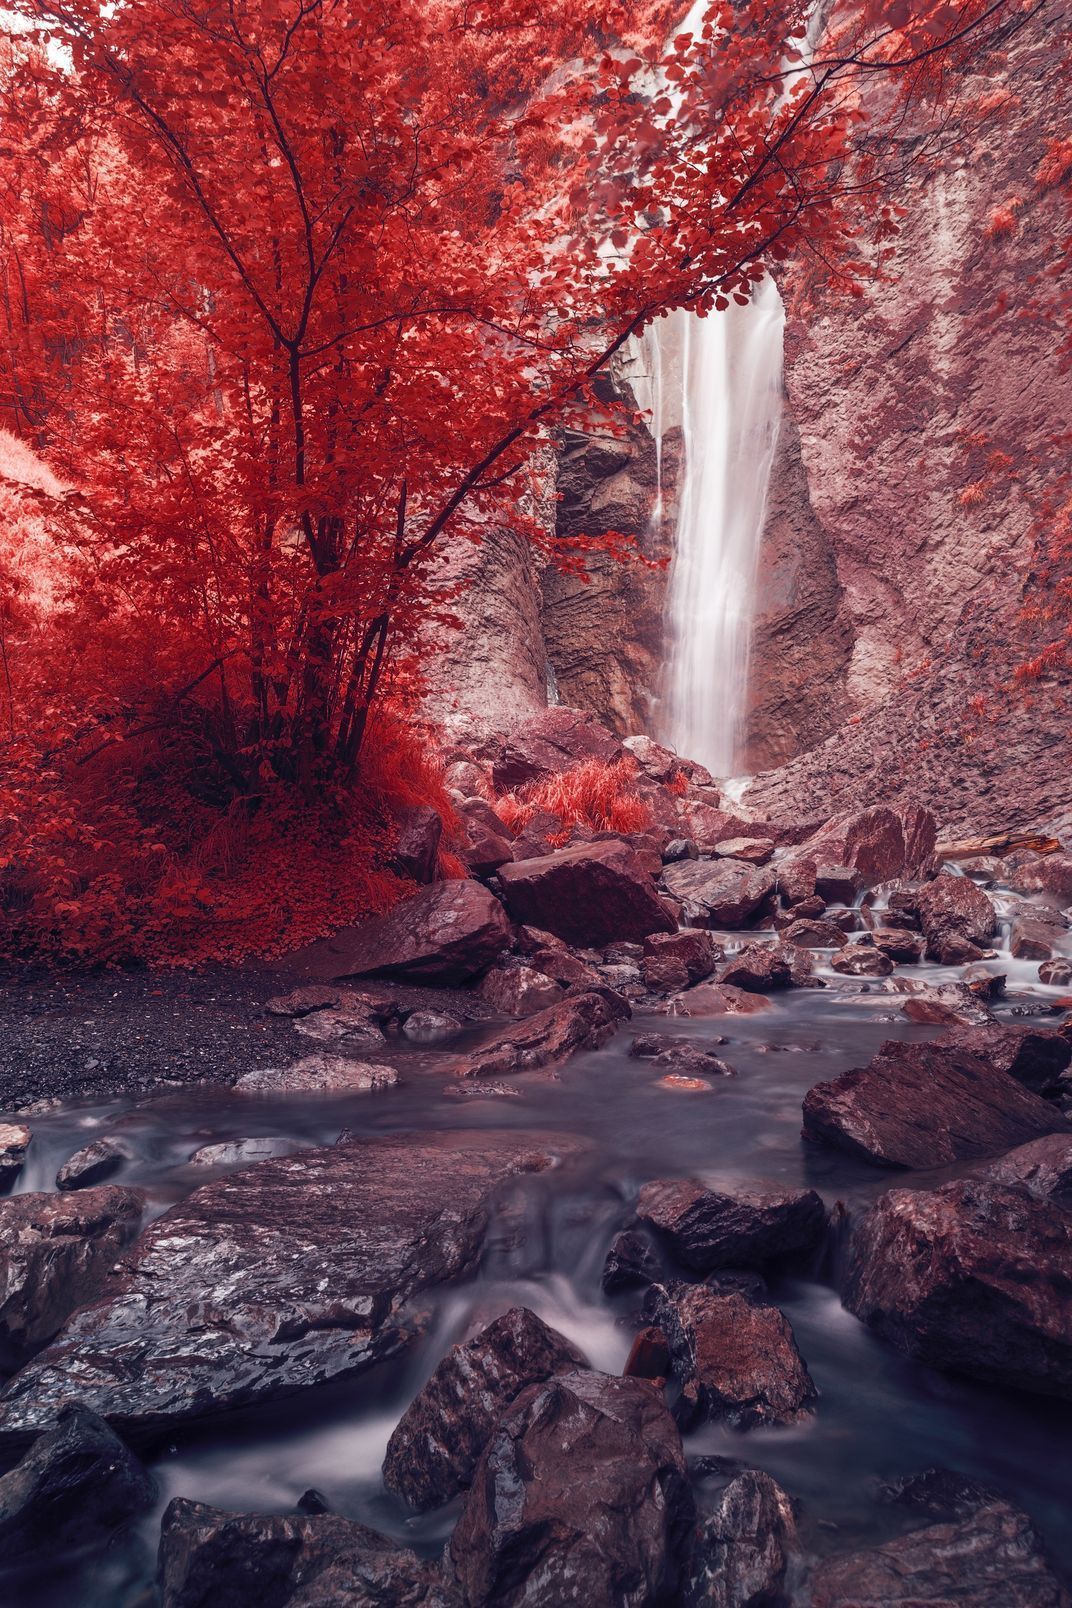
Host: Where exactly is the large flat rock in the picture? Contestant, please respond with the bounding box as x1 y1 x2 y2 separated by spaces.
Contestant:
0 1132 577 1449
292 880 512 984
802 1040 1068 1169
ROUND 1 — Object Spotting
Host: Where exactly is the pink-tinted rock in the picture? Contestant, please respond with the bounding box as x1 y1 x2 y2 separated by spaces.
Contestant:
1040 958 1072 986
497 839 676 947
781 918 847 949
899 982 996 1028
630 1037 736 1079
720 941 814 992
666 982 773 1017
622 734 686 784
830 945 893 978
640 955 690 994
984 1135 1072 1204
1006 852 1072 905
871 927 925 962
806 806 910 885
1010 915 1064 961
477 960 565 1018
642 929 723 982
713 836 775 866
449 991 626 1079
843 1179 1072 1400
662 859 776 928
392 804 443 884
310 880 512 985
813 864 861 904
916 873 997 963
490 706 621 791
774 855 817 904
635 1179 825 1272
456 796 514 877
685 1471 800 1608
802 1040 1068 1169
941 1023 1071 1097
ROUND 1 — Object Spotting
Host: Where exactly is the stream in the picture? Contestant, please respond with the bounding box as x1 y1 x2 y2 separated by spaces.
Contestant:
6 906 1072 1605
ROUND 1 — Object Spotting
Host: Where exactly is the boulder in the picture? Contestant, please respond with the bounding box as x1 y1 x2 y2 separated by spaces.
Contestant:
806 806 915 885
774 855 817 904
0 1405 154 1567
392 803 443 883
941 1023 1071 1096
190 1137 300 1167
630 1036 736 1079
663 837 699 863
401 1010 462 1044
842 1179 1072 1398
666 982 773 1017
683 1471 800 1608
782 918 847 949
1010 914 1065 961
662 859 776 928
635 1179 825 1272
871 926 926 962
234 1055 398 1095
0 1125 30 1194
884 887 921 928
809 1498 1069 1607
292 1002 386 1050
1040 958 1072 986
601 1228 665 1294
813 865 861 904
642 928 723 982
713 836 775 865
1005 850 1072 905
983 1134 1072 1203
477 959 565 1017
0 1186 144 1373
623 734 687 784
916 872 997 963
446 1369 693 1608
456 796 514 878
382 1307 587 1511
497 840 676 947
0 1132 576 1447
830 944 893 978
514 926 604 988
490 706 622 790
802 1040 1068 1169
720 941 814 991
159 1499 455 1608
449 992 624 1079
646 1284 817 1429
311 880 513 985
55 1135 131 1191
900 982 996 1027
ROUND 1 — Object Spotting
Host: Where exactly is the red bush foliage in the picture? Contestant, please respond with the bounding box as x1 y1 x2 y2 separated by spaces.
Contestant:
497 759 652 843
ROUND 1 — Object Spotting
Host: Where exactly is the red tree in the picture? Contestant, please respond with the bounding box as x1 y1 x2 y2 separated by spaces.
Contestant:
0 0 1034 961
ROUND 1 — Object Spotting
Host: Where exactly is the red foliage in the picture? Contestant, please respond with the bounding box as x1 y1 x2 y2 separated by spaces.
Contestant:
498 759 652 841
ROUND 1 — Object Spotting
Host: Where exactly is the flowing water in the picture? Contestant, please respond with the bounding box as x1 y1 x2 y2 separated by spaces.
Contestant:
6 898 1072 1605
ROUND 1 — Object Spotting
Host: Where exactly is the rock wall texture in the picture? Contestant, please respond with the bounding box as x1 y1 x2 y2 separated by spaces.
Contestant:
743 8 1072 829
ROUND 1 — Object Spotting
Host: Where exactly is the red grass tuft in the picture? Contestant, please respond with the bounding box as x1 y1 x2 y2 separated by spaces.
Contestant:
497 758 652 838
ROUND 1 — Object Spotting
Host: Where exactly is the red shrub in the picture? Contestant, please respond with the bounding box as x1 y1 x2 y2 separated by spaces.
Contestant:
497 759 652 840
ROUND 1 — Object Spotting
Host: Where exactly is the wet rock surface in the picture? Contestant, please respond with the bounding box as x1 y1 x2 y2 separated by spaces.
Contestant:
446 1368 694 1608
916 872 998 963
830 943 893 978
382 1306 587 1511
449 991 625 1079
159 1498 456 1608
0 1405 154 1569
0 1132 576 1446
0 1124 30 1192
299 880 513 985
647 1283 817 1429
683 1470 800 1608
941 1023 1071 1096
55 1134 131 1189
497 839 677 947
635 1178 826 1271
843 1178 1072 1399
661 859 776 928
234 1054 399 1095
983 1134 1072 1202
0 1185 144 1373
802 1039 1069 1168
720 940 814 992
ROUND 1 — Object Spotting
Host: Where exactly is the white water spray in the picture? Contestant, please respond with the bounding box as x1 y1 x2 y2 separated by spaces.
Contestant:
644 283 785 776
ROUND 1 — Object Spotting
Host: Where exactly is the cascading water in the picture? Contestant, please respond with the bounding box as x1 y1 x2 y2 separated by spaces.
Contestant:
643 283 785 776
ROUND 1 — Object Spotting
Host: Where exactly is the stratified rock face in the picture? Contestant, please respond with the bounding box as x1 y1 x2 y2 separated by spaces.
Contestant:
802 1040 1067 1169
683 1470 800 1608
447 1368 693 1608
0 1406 155 1567
0 1186 144 1373
303 880 513 985
744 10 1072 833
842 1179 1072 1399
809 1499 1070 1608
382 1307 587 1512
159 1499 457 1608
0 1132 575 1447
497 840 676 947
635 1179 825 1272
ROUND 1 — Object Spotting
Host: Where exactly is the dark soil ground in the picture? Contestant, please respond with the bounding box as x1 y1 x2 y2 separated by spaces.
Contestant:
0 965 500 1111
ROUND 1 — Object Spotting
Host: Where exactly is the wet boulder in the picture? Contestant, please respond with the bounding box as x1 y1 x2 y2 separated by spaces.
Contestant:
720 941 814 992
189 1137 300 1168
916 873 997 963
773 855 817 905
806 806 914 886
630 1036 736 1079
446 1369 694 1608
643 929 723 983
0 1126 30 1194
497 839 676 947
802 1040 1068 1169
842 1179 1072 1399
830 944 893 978
313 880 512 985
1009 914 1065 961
899 981 996 1027
646 1284 816 1430
449 991 624 1079
159 1499 456 1608
662 859 776 928
602 1228 666 1293
983 1134 1072 1203
489 706 622 791
782 918 847 949
401 1010 462 1044
0 1405 154 1568
392 803 443 884
870 926 926 962
941 1023 1071 1097
713 836 776 865
55 1135 131 1191
683 1470 800 1608
514 926 604 988
0 1186 144 1373
0 1132 576 1447
635 1179 825 1272
623 734 687 784
813 865 861 904
665 982 773 1017
234 1055 398 1095
1040 957 1072 986
456 796 514 878
476 959 564 1017
291 1001 386 1050
382 1306 587 1511
808 1497 1068 1607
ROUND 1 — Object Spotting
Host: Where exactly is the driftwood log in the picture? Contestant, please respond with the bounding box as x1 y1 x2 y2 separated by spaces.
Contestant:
936 831 1061 861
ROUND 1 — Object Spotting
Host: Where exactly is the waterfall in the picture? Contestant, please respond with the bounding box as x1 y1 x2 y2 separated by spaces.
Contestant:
645 282 785 776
